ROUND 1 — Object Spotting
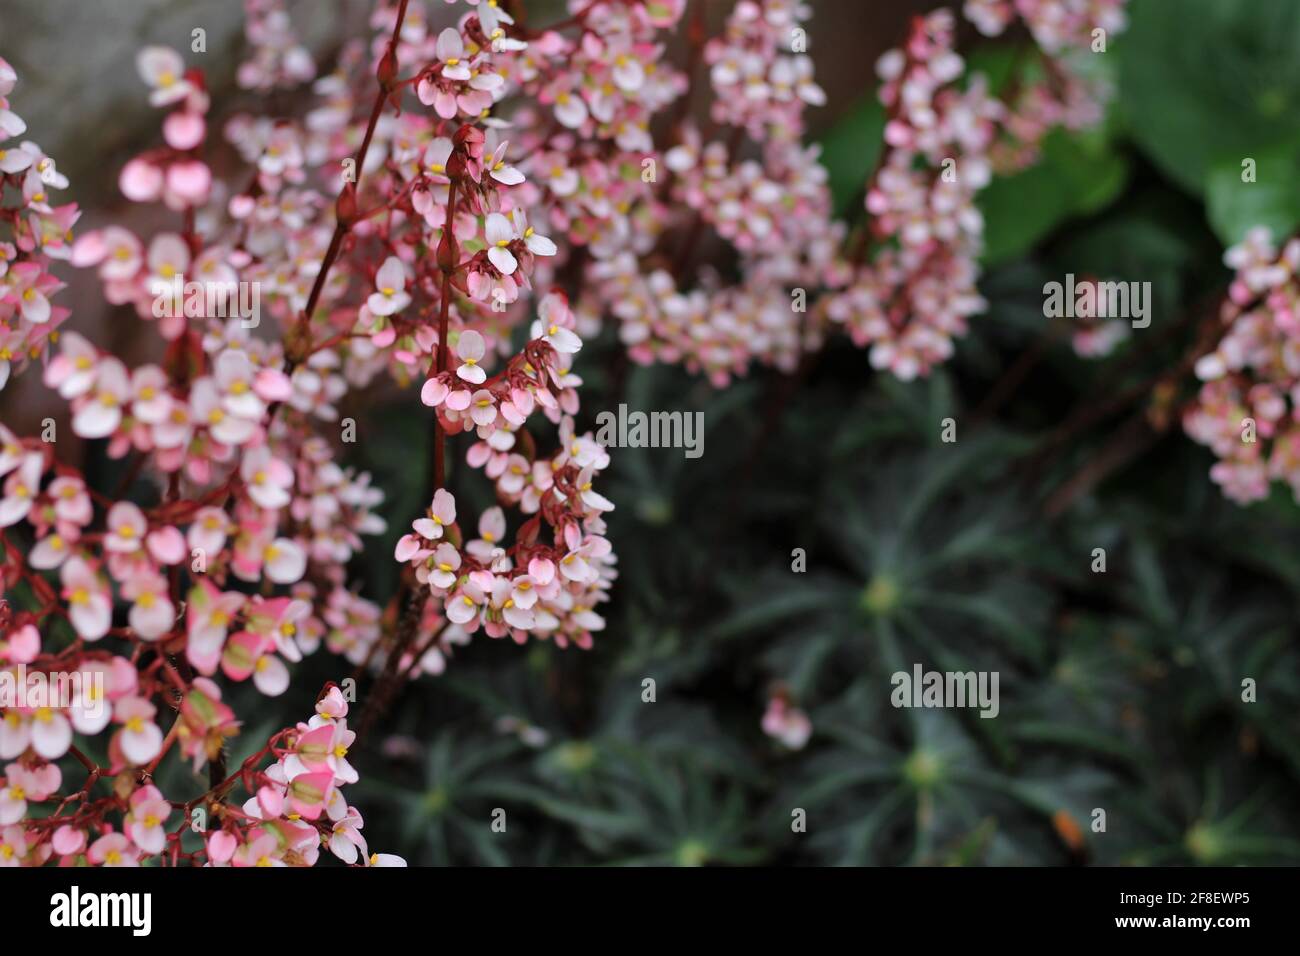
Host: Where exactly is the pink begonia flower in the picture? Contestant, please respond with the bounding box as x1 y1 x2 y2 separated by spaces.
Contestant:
0 425 25 476
186 579 248 675
187 377 250 445
163 109 205 150
455 329 487 384
367 256 411 317
130 365 172 424
43 331 98 399
510 208 557 257
435 27 471 81
122 571 174 640
413 488 456 542
207 830 237 864
329 805 368 864
367 852 407 867
28 530 73 567
88 831 139 867
416 374 447 409
52 825 86 857
214 348 269 419
262 537 307 584
0 623 40 664
146 524 186 565
113 697 164 765
146 232 189 291
552 87 589 129
119 157 164 202
50 474 92 523
285 770 335 820
60 556 112 640
188 506 231 556
532 293 582 354
163 159 211 210
105 500 147 553
316 686 349 722
73 355 130 438
762 696 812 750
30 706 73 761
0 453 42 527
241 446 294 509
576 465 614 512
0 139 35 174
0 761 59 824
0 825 28 866
125 784 171 854
485 213 518 275
136 46 193 107
8 262 51 323
486 141 525 186
445 579 486 626
232 830 284 867
421 137 453 180
428 542 461 589
465 506 506 559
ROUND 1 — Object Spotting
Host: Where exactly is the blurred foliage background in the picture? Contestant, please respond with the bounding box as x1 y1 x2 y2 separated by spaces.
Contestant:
291 0 1300 865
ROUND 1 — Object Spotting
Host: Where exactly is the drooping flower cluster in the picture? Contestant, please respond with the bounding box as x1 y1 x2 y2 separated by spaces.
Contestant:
819 2 1128 379
0 55 77 390
965 0 1127 171
1184 228 1300 504
820 10 999 379
394 408 616 652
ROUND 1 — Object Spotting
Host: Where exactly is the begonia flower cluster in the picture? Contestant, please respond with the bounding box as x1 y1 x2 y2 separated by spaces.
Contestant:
0 0 1133 867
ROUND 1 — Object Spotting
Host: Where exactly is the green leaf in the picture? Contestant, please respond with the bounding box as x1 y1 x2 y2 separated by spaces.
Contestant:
816 95 884 217
979 126 1129 267
1119 0 1300 195
1206 146 1300 245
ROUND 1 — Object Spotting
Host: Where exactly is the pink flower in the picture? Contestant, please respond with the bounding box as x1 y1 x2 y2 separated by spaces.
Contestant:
125 784 170 854
119 571 172 640
762 695 812 750
0 453 41 527
412 488 456 541
72 356 129 439
486 141 525 186
60 557 112 640
241 446 294 509
532 292 582 354
186 579 247 675
367 256 410 317
0 624 39 664
136 46 193 107
114 698 164 765
485 213 518 275
0 825 28 866
428 542 462 589
455 329 487 384
285 770 334 820
29 706 73 761
232 830 284 867
105 501 147 553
